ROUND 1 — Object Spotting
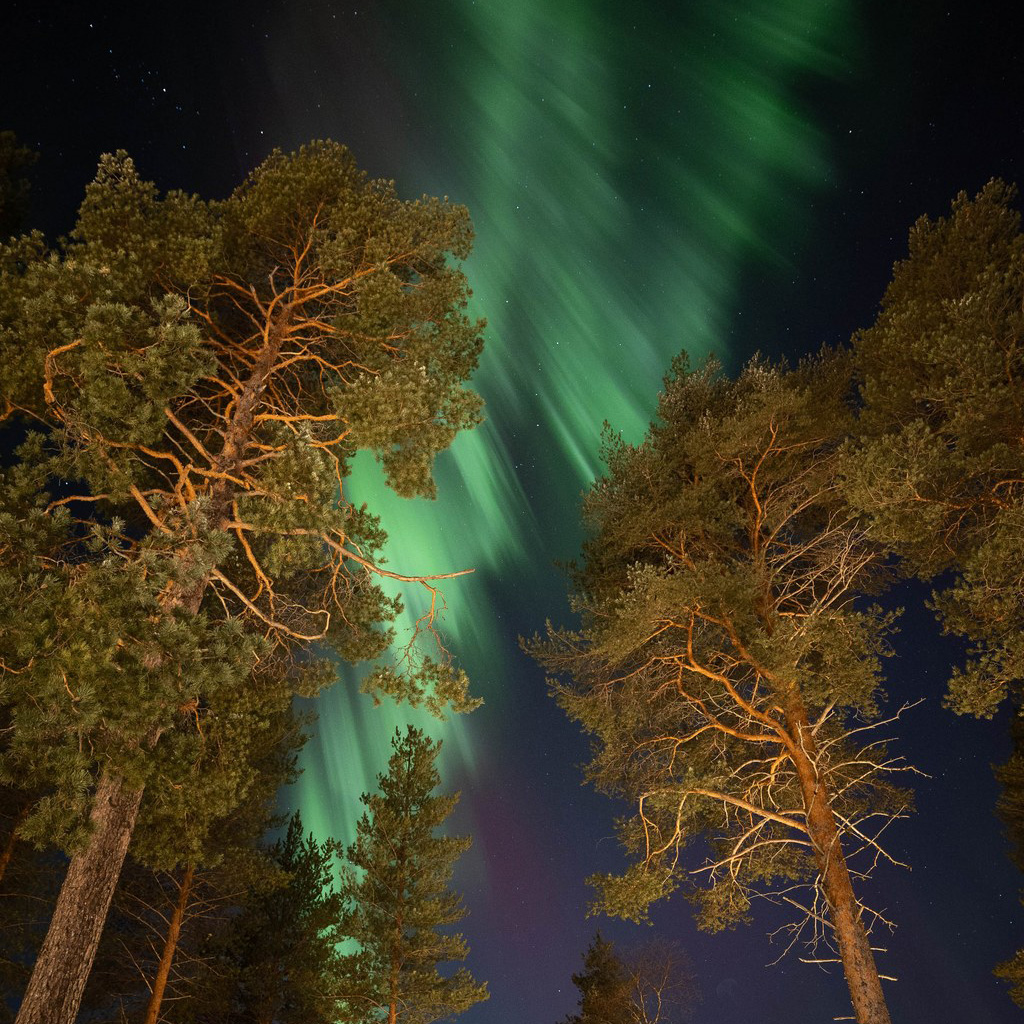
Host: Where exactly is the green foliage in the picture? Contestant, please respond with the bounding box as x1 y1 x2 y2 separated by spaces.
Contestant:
199 811 346 1024
0 141 484 864
845 179 1024 717
562 933 633 1024
531 352 910 939
585 865 677 927
129 679 312 873
337 726 487 1024
361 658 481 718
995 950 1024 1010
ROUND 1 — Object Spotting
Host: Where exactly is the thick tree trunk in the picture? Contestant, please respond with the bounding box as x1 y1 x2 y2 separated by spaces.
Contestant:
784 692 892 1024
142 862 195 1024
14 771 143 1024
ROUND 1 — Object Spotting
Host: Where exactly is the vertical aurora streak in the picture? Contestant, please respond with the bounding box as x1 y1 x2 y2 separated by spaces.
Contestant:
288 0 856 873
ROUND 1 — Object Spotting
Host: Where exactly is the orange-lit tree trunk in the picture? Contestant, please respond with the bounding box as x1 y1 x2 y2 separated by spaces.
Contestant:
141 863 195 1024
783 689 892 1024
14 772 143 1024
388 857 405 1024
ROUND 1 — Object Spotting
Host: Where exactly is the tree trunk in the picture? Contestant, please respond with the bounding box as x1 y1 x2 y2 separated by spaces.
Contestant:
388 860 405 1024
784 692 892 1024
388 976 398 1024
0 800 30 885
255 968 278 1024
388 926 401 1024
142 862 195 1024
14 771 143 1024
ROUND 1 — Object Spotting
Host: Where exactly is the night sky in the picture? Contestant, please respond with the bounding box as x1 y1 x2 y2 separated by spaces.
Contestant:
4 1 1024 1021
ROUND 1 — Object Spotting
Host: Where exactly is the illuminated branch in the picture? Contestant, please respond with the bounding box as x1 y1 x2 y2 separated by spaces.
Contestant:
209 569 329 641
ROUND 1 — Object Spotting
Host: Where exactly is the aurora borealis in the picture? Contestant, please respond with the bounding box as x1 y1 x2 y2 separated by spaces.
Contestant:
5 0 1024 1020
293 0 856 848
288 8 864 1010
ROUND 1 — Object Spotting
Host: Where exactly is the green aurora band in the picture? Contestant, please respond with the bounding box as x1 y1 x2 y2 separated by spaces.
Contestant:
290 0 858 858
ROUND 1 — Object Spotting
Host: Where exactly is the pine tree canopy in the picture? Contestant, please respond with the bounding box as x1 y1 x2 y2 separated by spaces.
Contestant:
529 351 912 1009
562 933 632 1024
338 726 487 1024
844 180 1024 718
0 141 485 856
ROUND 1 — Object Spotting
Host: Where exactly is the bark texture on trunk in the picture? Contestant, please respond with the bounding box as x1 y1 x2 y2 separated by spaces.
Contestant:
14 771 143 1024
784 691 892 1024
142 862 195 1024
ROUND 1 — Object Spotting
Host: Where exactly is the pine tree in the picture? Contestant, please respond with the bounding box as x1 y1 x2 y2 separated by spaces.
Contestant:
338 726 487 1024
561 933 632 1024
532 354 913 1024
0 141 484 1024
202 811 346 1024
844 179 1024 719
842 181 1024 1002
561 934 697 1024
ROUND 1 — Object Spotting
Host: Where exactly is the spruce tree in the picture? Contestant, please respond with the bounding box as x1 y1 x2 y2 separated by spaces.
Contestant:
338 726 487 1024
0 141 484 1024
205 811 346 1024
561 933 632 1024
